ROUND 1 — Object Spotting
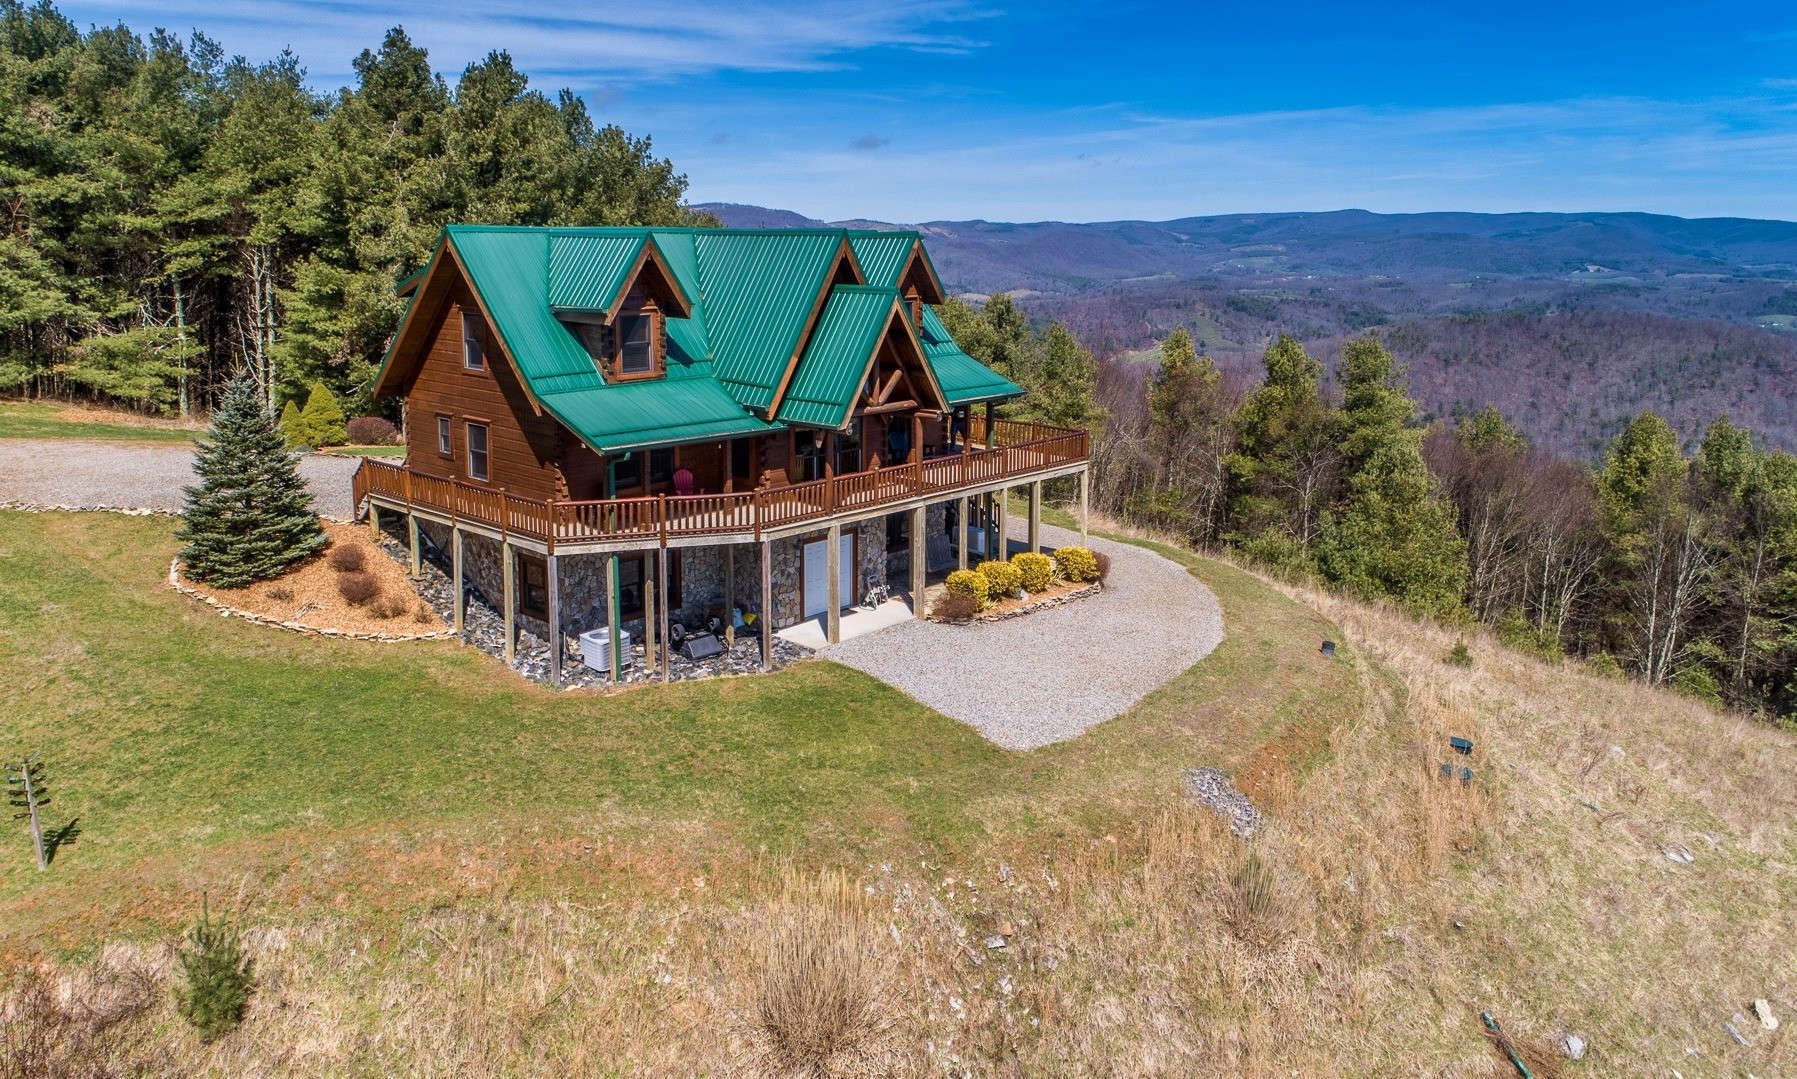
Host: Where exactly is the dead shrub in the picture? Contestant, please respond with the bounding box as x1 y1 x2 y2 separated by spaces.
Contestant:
0 960 154 1079
370 594 411 620
754 871 889 1077
1227 850 1287 943
413 601 433 624
267 586 294 602
326 544 367 573
336 571 381 607
1093 550 1111 581
929 591 980 622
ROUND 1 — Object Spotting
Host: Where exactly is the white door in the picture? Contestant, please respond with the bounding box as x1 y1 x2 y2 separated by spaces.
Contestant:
802 534 855 618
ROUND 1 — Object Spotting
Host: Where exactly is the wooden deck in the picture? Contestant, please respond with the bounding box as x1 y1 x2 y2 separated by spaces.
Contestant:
353 417 1089 553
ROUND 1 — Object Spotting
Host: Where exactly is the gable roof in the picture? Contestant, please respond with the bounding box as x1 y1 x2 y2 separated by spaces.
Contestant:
775 285 945 429
375 225 1020 453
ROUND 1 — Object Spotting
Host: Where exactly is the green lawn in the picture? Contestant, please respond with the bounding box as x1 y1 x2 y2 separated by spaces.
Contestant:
0 400 199 442
0 510 1359 949
322 444 406 457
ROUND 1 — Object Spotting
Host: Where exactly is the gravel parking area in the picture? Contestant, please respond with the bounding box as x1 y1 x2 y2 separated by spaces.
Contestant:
825 523 1225 749
0 438 361 519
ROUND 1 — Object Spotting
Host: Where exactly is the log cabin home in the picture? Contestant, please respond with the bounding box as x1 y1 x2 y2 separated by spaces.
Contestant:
354 225 1091 682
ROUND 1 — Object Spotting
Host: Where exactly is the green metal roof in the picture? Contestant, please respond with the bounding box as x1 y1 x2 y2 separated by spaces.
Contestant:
775 286 900 428
919 305 1023 405
382 225 1020 456
546 233 646 313
846 233 917 288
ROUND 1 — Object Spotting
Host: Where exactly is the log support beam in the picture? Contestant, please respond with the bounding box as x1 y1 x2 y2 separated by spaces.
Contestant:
995 487 1009 560
406 513 421 578
956 495 969 570
502 540 516 665
908 505 926 613
725 544 737 646
658 548 672 683
825 522 842 645
546 553 562 687
1028 480 1042 554
451 524 465 634
644 552 658 670
759 539 773 670
606 554 623 683
1079 468 1090 545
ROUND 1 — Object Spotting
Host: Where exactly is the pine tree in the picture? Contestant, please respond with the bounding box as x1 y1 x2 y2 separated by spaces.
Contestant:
177 375 326 586
1225 333 1338 557
276 398 303 447
1028 322 1102 430
1315 336 1468 616
298 379 346 446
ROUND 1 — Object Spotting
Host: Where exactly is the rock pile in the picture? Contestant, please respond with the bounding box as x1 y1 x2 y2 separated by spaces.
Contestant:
1183 767 1265 837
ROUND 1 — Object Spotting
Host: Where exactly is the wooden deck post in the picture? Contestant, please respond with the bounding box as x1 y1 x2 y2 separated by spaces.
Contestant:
368 503 381 540
984 401 996 449
759 539 773 670
502 540 516 664
406 512 421 578
606 554 622 683
995 487 1009 560
658 547 672 683
547 553 562 686
1079 467 1089 545
956 495 969 570
1028 480 1042 554
725 544 737 646
825 522 842 645
909 505 926 613
644 550 658 669
451 524 465 634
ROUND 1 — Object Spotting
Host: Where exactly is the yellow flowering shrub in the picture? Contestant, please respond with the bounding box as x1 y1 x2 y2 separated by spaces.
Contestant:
1011 551 1053 593
1054 545 1099 583
944 569 990 611
976 558 1022 598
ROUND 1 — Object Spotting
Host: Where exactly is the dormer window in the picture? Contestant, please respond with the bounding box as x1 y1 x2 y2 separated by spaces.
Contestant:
617 311 655 375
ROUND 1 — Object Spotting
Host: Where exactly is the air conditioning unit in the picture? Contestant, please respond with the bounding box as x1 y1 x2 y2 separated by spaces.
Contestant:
578 626 633 673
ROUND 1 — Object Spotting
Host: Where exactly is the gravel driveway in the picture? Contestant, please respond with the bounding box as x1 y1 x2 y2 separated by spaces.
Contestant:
825 523 1225 749
0 438 362 519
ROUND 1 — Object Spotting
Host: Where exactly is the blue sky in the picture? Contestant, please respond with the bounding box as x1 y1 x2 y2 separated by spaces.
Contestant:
62 0 1797 223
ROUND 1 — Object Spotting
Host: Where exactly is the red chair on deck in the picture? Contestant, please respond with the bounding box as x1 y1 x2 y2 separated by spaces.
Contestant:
672 468 695 496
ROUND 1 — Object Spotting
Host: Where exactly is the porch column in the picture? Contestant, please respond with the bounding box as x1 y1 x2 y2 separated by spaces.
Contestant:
995 487 1009 560
825 522 842 645
606 554 622 683
501 540 516 664
910 413 924 464
759 539 773 671
451 524 465 634
547 552 562 687
1079 467 1089 545
406 513 422 578
956 495 969 570
725 544 737 646
1028 480 1042 554
644 551 658 669
658 547 671 683
984 401 996 449
909 505 926 612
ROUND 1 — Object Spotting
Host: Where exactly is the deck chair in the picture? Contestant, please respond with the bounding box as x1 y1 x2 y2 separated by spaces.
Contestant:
672 468 695 495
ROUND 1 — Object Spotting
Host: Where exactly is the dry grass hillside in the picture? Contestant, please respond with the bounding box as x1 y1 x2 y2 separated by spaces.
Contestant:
3 517 1793 1077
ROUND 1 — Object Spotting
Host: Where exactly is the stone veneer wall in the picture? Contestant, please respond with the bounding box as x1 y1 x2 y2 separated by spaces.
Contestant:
391 512 901 640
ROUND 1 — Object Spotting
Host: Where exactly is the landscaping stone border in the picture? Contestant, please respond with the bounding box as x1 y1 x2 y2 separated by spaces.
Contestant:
167 557 457 643
2 499 176 517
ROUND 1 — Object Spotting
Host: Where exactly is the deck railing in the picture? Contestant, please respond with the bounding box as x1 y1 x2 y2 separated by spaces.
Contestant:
352 418 1089 550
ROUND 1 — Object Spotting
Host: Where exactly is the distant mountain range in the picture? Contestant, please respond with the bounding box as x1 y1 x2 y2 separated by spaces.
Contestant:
697 203 1797 454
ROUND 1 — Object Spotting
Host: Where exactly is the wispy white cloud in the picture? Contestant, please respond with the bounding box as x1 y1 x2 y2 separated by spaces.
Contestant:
688 94 1797 222
66 0 992 82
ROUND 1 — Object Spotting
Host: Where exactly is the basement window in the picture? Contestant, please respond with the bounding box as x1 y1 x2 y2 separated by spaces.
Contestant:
519 554 547 619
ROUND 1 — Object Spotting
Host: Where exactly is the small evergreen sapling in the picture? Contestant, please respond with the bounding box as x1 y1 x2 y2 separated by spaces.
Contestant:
178 376 327 587
277 399 305 448
299 381 347 447
175 895 254 1040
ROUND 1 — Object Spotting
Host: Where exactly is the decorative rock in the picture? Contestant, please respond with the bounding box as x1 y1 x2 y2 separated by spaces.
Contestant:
1183 767 1265 837
1753 999 1777 1030
983 935 1007 950
1561 1033 1587 1060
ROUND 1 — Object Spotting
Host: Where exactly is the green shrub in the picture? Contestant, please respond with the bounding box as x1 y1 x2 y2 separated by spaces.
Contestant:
1054 545 1099 583
1445 640 1473 667
298 381 346 447
175 896 253 1041
1671 663 1723 706
277 399 305 449
1587 652 1624 679
1231 531 1310 580
976 558 1022 598
1011 551 1053 593
944 569 989 611
1495 612 1564 663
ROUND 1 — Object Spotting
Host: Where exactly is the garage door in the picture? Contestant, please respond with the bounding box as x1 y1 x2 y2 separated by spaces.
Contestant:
802 533 855 618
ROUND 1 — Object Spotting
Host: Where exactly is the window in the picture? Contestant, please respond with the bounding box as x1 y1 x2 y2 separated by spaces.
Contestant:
466 421 489 482
461 311 485 370
611 452 642 491
794 430 826 482
519 554 548 619
835 418 862 475
649 447 675 486
436 415 452 456
617 312 655 375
